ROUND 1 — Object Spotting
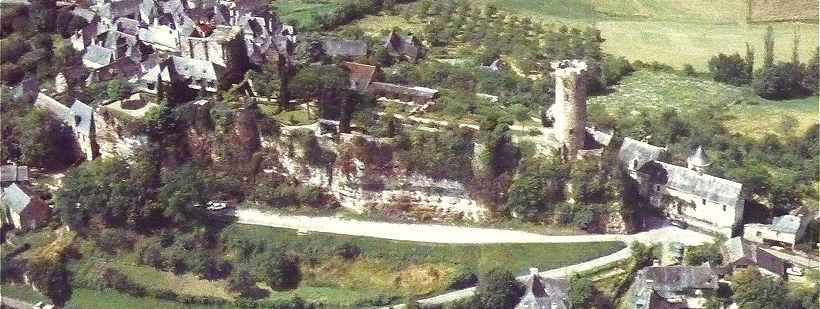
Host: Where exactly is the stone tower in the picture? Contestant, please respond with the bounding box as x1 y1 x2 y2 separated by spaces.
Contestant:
550 60 589 160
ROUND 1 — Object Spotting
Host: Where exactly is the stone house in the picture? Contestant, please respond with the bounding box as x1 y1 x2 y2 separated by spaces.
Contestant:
82 44 116 69
515 268 569 309
743 214 809 248
322 39 368 59
67 100 99 161
384 31 424 61
619 141 745 237
720 237 786 277
367 82 438 105
630 265 718 309
181 25 243 67
138 23 182 52
0 164 29 185
1 183 51 231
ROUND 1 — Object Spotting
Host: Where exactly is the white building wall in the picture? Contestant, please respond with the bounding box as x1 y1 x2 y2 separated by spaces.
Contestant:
649 184 742 237
743 223 798 245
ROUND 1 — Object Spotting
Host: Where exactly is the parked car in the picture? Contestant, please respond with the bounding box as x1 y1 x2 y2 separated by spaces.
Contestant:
787 266 804 276
207 202 227 211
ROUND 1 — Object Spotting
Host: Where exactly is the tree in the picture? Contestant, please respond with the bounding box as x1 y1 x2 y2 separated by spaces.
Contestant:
745 42 755 79
708 53 750 86
15 108 77 169
290 65 349 120
106 79 130 101
802 47 819 95
731 267 786 309
476 268 524 309
28 257 72 306
754 62 801 99
684 242 723 266
568 274 594 308
763 25 775 70
682 64 696 77
263 253 301 291
227 270 256 297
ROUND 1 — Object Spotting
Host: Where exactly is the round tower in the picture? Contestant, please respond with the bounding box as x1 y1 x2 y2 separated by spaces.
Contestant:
550 60 589 160
687 145 710 172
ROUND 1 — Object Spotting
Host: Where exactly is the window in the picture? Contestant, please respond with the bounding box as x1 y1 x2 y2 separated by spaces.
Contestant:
756 231 762 237
722 205 726 211
632 159 638 170
701 199 706 205
655 185 661 192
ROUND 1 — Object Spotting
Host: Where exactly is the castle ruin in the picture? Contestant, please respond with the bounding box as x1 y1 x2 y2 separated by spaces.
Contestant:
548 60 589 161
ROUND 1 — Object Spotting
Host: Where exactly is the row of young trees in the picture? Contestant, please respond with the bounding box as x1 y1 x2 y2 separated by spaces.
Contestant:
708 26 819 99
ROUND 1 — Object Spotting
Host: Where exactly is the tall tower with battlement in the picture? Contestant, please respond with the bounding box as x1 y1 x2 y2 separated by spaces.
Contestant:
550 59 589 160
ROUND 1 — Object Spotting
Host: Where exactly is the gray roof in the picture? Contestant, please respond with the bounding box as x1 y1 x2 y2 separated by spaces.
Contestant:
723 237 785 275
323 39 367 57
384 32 422 59
0 165 29 182
638 265 718 299
115 18 140 35
771 215 803 234
643 161 743 206
68 100 94 136
617 137 665 170
34 93 70 116
83 44 115 68
368 82 438 99
72 8 96 22
688 145 710 167
516 275 568 309
1 183 32 213
138 25 180 51
168 56 221 81
98 0 141 19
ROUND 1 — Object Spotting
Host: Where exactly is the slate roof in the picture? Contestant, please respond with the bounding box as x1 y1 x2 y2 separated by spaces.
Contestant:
638 265 718 299
99 0 141 20
1 183 32 213
342 62 376 91
771 215 803 234
83 44 115 69
723 237 786 276
516 274 568 309
69 100 94 136
168 56 221 81
368 82 438 99
34 93 70 116
138 25 180 51
384 32 422 59
115 18 140 35
323 39 367 57
0 165 29 183
642 161 743 206
617 137 665 170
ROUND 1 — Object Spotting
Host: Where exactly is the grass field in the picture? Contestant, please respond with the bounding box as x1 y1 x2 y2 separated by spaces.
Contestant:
588 70 819 138
273 0 342 29
348 0 817 70
223 224 625 302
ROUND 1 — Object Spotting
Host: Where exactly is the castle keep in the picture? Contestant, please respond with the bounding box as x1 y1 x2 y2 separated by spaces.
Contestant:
549 60 589 160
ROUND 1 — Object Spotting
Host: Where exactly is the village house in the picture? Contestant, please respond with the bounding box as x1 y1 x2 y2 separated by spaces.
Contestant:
630 265 718 309
34 94 99 161
0 164 29 185
743 214 809 248
181 25 243 67
322 39 368 59
1 183 51 231
384 31 425 62
720 237 786 277
618 141 745 237
368 82 438 105
83 44 116 69
515 268 569 309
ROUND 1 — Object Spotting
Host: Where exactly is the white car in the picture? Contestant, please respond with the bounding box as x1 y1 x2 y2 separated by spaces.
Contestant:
207 202 227 211
787 266 804 276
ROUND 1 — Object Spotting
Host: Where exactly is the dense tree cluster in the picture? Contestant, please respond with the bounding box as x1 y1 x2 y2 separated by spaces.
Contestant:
0 93 78 169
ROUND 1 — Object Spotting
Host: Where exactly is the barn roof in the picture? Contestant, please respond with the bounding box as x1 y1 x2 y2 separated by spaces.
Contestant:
342 62 375 91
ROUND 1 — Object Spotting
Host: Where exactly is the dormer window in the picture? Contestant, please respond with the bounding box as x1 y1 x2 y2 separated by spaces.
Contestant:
722 205 726 211
632 159 638 170
702 199 706 205
655 185 661 192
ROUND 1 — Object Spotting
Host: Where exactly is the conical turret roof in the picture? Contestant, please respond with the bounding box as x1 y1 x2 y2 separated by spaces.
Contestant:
688 145 710 167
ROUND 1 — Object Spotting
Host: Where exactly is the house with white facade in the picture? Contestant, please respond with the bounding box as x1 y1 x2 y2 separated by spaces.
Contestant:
743 214 810 248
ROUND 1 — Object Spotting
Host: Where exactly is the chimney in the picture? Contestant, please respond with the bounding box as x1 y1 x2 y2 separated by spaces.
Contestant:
529 268 539 275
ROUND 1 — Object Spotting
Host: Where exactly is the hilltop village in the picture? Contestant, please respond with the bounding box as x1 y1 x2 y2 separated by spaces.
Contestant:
0 0 819 308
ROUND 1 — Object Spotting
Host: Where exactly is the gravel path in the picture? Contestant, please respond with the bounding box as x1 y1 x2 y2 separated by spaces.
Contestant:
235 209 712 246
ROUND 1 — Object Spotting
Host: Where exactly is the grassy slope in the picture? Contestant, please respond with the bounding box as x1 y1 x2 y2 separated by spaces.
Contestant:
588 70 819 138
273 0 342 28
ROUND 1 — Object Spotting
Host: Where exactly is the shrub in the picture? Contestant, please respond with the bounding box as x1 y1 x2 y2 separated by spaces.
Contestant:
100 268 146 297
753 62 804 100
263 253 302 291
476 268 524 309
708 53 750 86
96 228 132 254
227 270 256 297
334 242 361 260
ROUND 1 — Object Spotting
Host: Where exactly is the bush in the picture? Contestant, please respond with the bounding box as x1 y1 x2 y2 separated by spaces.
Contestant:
100 268 146 297
476 268 524 309
263 253 302 291
96 228 132 254
602 56 634 85
334 242 361 260
754 62 804 100
227 270 256 297
708 53 750 86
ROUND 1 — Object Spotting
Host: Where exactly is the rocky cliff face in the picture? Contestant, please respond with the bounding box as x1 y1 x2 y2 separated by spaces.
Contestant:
267 126 487 222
